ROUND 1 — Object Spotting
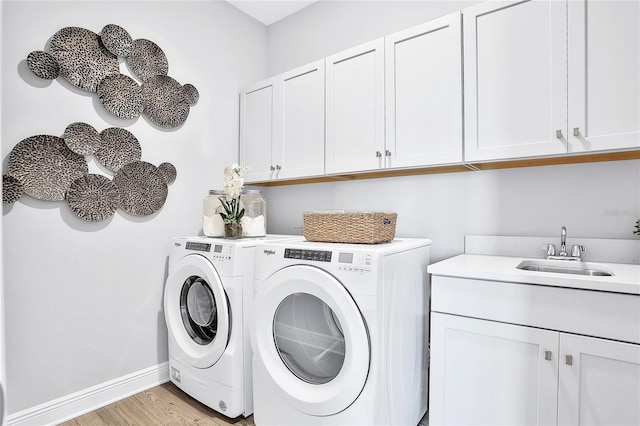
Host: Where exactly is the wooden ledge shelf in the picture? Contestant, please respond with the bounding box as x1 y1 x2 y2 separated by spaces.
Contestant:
248 150 640 187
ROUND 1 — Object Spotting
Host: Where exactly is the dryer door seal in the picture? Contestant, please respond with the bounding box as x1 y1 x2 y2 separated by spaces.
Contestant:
251 264 370 416
165 254 230 368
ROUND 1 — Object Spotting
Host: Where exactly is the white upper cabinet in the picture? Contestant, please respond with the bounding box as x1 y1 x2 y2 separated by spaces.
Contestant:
568 0 640 153
463 0 568 162
240 60 325 183
385 12 463 168
241 0 639 183
274 60 326 179
240 78 277 182
325 39 385 174
464 0 639 162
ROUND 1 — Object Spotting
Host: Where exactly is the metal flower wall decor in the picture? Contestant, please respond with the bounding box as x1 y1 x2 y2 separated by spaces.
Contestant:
26 24 199 128
3 122 177 222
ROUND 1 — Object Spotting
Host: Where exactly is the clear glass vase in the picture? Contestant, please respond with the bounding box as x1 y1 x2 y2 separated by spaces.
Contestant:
202 190 225 237
240 189 266 237
224 222 243 239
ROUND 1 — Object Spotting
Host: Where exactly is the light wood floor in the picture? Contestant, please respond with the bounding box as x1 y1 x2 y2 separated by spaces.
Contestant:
59 381 429 425
58 382 255 426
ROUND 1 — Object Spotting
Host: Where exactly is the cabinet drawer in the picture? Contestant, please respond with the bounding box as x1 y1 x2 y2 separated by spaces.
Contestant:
431 276 640 344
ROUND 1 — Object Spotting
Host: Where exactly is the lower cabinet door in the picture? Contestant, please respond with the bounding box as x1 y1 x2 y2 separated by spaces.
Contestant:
429 313 559 426
558 334 640 426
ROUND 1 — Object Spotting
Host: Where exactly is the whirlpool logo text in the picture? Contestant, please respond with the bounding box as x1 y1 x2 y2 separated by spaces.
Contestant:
263 249 276 256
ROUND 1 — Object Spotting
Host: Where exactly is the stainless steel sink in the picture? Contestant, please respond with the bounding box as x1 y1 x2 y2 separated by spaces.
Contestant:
516 259 614 277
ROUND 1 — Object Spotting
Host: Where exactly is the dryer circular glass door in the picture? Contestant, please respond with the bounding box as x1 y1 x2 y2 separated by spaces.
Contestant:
165 254 230 368
251 264 370 416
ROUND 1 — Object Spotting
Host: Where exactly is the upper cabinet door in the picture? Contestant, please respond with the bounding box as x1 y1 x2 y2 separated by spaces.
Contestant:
325 39 385 174
275 60 326 179
568 0 640 153
240 78 277 182
463 0 568 162
385 12 463 168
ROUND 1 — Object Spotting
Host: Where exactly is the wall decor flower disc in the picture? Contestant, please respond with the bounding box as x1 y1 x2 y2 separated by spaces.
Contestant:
26 50 60 80
95 127 142 172
114 161 168 216
66 174 120 221
63 122 102 155
3 175 23 204
96 74 144 120
182 84 200 106
126 38 169 82
48 26 120 92
26 25 199 128
141 75 190 127
158 162 177 185
4 124 177 219
100 24 133 57
8 135 88 201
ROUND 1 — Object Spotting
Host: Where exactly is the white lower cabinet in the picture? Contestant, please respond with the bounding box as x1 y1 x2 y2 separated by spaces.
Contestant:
558 334 640 426
430 276 640 426
430 313 559 426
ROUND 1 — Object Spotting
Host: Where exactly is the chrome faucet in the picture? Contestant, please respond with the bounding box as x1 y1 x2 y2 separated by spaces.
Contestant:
559 226 567 256
543 226 586 261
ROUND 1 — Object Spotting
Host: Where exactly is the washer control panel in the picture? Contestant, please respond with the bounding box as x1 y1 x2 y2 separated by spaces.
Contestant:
185 241 211 252
185 241 232 261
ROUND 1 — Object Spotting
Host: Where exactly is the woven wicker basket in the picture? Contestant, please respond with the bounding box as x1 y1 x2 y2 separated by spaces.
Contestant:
303 211 397 244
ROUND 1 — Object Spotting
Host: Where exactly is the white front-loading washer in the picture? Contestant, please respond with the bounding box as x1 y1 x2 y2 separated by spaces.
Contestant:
250 238 432 425
163 235 298 418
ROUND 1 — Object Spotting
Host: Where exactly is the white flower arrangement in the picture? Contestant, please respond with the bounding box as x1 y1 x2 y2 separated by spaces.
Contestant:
219 164 249 225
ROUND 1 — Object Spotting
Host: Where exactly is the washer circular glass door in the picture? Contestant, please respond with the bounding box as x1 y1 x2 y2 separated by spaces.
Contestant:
165 254 230 368
251 265 370 416
180 275 217 345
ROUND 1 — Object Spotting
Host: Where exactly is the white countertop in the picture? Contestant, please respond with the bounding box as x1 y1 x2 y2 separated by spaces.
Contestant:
428 254 640 295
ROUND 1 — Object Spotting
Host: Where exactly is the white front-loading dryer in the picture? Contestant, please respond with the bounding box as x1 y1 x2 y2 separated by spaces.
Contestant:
250 238 432 425
164 235 298 418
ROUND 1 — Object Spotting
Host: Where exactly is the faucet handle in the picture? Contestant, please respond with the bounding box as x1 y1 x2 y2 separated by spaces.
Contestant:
571 245 586 258
542 244 556 257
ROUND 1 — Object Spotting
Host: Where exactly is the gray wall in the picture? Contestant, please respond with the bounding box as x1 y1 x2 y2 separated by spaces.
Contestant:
1 0 265 414
262 0 640 262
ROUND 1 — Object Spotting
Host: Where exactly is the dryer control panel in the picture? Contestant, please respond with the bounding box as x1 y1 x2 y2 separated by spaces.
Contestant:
337 252 373 273
282 248 373 274
284 248 332 262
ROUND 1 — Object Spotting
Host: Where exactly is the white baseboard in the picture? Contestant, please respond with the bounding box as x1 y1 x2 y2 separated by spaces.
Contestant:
6 362 169 426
